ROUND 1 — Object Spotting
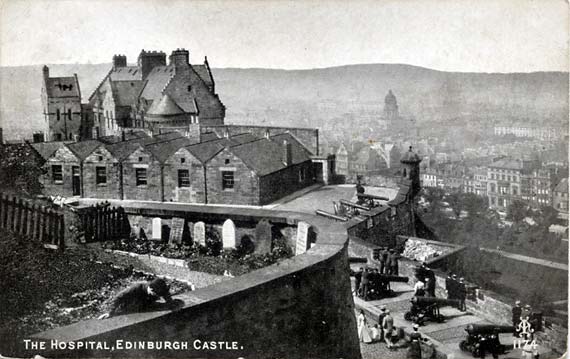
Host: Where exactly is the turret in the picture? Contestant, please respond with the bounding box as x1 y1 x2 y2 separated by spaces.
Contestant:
400 146 422 197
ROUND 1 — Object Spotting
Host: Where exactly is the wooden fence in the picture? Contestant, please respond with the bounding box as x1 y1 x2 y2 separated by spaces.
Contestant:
79 203 129 242
0 193 65 250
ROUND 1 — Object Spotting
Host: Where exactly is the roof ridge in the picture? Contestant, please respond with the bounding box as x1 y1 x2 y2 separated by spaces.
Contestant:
88 67 114 102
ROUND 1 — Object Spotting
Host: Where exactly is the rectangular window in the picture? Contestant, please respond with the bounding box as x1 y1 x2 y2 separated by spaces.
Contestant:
222 171 234 190
96 166 107 185
136 168 147 186
178 169 190 187
52 165 63 184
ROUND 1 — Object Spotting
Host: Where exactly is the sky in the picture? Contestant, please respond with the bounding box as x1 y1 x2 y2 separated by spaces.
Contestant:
0 0 568 72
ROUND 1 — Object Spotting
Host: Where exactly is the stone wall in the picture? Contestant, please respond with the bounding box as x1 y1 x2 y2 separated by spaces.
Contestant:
28 203 360 359
259 161 315 205
206 147 259 205
122 148 162 201
163 148 206 203
82 146 121 199
43 146 80 197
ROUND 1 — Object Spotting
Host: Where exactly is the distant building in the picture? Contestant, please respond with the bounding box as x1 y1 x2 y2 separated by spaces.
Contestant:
335 143 349 176
41 66 83 141
487 158 531 209
553 178 568 214
384 90 399 123
494 125 561 141
349 146 387 175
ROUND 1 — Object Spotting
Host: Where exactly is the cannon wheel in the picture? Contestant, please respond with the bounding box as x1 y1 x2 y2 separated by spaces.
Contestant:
459 340 469 352
404 312 413 321
436 314 445 323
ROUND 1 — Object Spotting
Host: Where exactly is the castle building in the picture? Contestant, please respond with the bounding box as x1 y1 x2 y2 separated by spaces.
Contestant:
88 49 225 138
41 66 83 141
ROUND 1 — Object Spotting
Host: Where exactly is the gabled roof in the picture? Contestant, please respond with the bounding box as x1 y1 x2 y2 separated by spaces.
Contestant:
30 142 72 161
111 81 144 107
201 131 220 142
105 141 145 161
139 65 175 102
66 140 102 161
185 138 228 164
193 64 214 89
146 137 194 163
109 66 142 81
230 137 312 177
45 77 80 98
269 132 313 159
147 94 186 116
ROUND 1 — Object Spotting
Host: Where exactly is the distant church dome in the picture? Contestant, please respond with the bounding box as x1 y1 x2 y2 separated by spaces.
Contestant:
385 90 397 106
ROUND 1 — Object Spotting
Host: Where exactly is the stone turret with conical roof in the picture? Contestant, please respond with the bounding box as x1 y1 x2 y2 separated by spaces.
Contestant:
400 146 421 197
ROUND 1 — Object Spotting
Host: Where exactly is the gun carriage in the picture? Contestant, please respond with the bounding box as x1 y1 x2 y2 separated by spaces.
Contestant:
459 324 514 357
404 296 460 325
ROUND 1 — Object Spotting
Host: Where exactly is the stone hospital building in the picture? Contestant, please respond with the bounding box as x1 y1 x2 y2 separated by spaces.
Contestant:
35 47 334 204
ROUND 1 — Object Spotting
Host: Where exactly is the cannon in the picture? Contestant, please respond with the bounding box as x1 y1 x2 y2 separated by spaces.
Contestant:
356 193 389 207
459 324 514 357
339 199 371 211
364 274 409 300
404 296 461 325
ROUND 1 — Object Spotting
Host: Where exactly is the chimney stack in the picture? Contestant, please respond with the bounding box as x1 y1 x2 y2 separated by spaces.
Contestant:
283 140 293 166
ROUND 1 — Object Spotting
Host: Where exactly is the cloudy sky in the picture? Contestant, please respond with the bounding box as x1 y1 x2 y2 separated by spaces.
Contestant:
0 0 568 72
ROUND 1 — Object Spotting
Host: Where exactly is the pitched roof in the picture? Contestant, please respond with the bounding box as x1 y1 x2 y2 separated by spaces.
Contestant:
109 66 142 81
105 141 145 160
185 138 228 164
193 64 214 89
45 77 80 98
30 142 72 161
111 81 144 107
201 131 220 142
139 65 175 102
146 137 194 163
146 94 186 116
228 133 259 146
230 137 312 177
66 140 102 161
554 178 568 194
269 132 313 159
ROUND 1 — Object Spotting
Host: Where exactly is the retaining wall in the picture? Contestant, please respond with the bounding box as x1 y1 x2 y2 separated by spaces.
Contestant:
24 202 361 359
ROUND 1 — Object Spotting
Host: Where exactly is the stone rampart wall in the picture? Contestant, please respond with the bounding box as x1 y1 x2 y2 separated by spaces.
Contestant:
28 203 361 359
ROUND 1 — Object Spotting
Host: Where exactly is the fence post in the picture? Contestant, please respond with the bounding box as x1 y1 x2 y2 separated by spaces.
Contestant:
58 214 65 251
9 196 17 232
0 193 5 229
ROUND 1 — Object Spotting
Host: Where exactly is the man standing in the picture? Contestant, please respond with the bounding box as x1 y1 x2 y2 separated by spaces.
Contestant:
408 323 422 359
449 274 458 300
425 277 436 297
458 277 467 311
381 247 390 274
377 305 387 341
354 267 364 297
382 309 395 349
414 279 426 297
512 300 522 336
445 273 453 299
360 267 370 300
389 249 400 276
378 247 387 274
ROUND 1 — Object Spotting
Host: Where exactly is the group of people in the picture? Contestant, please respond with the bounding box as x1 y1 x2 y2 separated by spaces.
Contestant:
376 247 401 276
445 273 467 311
357 307 428 359
413 263 436 298
353 267 392 300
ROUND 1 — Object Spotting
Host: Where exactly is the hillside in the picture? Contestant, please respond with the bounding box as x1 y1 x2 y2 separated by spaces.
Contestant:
0 63 567 140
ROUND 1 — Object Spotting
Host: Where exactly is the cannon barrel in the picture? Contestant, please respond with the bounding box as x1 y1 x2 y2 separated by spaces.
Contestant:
339 199 371 211
315 210 349 222
357 193 390 201
377 275 409 283
412 296 461 307
465 324 515 335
